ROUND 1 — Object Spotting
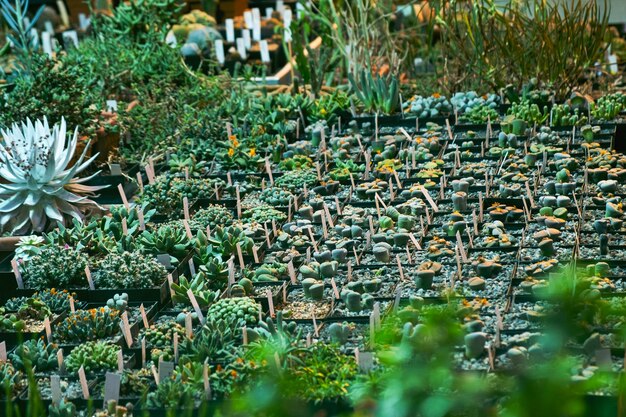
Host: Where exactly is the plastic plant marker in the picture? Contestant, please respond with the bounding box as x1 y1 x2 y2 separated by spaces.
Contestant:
204 362 211 399
120 312 133 348
158 361 174 382
331 278 340 299
185 314 193 338
137 207 145 230
456 231 468 263
85 265 95 290
265 158 274 184
139 304 149 328
78 366 89 399
117 184 129 209
44 317 52 342
266 289 275 317
104 372 121 405
396 255 405 281
173 333 178 363
117 349 124 372
236 243 245 269
11 259 23 289
142 337 146 366
51 375 62 405
287 260 296 285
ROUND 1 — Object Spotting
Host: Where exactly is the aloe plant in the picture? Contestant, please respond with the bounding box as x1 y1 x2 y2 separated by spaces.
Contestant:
0 117 105 234
348 69 399 115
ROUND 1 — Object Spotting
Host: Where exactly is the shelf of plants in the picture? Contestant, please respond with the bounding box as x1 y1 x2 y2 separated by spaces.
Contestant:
1 0 626 416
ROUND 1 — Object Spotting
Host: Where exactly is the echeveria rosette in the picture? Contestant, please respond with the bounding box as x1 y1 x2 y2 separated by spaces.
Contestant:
0 117 107 234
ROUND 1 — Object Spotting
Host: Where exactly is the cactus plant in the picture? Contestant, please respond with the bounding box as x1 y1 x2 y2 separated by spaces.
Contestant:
55 307 120 343
95 251 166 289
206 297 259 326
65 341 119 373
328 322 351 345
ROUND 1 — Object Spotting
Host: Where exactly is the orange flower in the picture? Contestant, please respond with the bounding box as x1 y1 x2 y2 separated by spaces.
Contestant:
230 370 238 378
228 148 235 157
432 93 441 99
249 148 256 157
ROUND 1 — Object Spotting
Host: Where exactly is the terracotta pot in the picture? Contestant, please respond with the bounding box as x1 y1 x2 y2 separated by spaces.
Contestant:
0 236 21 251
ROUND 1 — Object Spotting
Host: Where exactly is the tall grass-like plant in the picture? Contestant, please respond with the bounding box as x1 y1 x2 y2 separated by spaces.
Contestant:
434 0 609 99
1 0 44 74
304 0 402 77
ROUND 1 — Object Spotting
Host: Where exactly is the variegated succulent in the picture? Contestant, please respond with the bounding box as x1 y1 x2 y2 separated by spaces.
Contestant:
0 117 106 234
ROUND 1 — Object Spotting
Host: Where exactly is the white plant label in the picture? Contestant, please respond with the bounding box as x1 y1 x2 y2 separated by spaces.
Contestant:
225 19 235 42
243 11 253 29
63 30 78 48
236 38 247 59
41 32 53 57
282 9 292 42
260 40 271 63
215 39 225 64
242 29 252 49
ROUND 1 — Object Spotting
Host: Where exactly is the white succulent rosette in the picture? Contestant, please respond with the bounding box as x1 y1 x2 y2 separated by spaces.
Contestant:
0 117 107 234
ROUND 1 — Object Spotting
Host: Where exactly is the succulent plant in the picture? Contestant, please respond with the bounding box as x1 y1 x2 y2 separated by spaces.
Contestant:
244 262 286 282
106 293 129 312
299 261 338 279
328 322 351 345
9 338 58 372
0 361 22 399
257 187 295 206
206 297 259 327
274 170 318 192
242 204 287 224
186 317 239 361
302 278 325 301
0 117 106 234
170 273 220 308
14 235 45 263
139 225 193 262
21 245 89 289
0 309 26 332
278 155 314 171
208 226 253 258
65 341 119 374
451 192 468 212
55 307 120 343
414 269 435 290
14 297 51 320
599 234 609 256
464 332 487 359
6 289 75 312
372 242 392 263
190 204 233 230
95 251 166 289
139 318 186 348
140 175 222 220
341 289 374 312
145 371 203 408
245 311 299 347
48 399 77 417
